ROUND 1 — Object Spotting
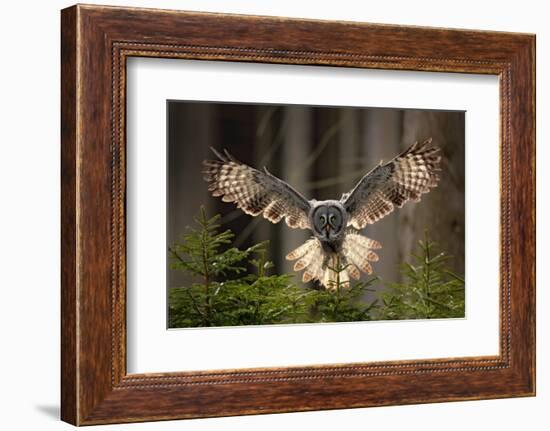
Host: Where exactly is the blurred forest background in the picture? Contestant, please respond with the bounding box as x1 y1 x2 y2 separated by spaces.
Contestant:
167 101 465 315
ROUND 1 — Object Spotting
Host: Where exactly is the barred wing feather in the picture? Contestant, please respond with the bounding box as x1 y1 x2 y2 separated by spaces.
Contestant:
203 148 312 230
341 138 441 230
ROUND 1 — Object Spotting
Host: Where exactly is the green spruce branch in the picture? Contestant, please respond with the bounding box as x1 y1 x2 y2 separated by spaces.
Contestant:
374 231 465 320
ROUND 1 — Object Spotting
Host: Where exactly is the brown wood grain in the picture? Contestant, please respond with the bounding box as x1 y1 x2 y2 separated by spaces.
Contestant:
61 4 535 425
60 5 78 425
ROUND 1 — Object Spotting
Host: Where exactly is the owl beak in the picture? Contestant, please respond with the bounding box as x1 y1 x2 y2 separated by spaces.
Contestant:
324 224 331 237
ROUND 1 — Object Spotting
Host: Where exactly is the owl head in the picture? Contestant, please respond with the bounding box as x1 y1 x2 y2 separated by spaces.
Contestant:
310 200 347 242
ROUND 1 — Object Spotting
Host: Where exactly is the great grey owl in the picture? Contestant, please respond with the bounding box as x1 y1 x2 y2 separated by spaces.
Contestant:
203 138 441 290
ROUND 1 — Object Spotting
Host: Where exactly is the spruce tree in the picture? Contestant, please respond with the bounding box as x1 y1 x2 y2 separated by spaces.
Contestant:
376 231 465 320
168 207 312 327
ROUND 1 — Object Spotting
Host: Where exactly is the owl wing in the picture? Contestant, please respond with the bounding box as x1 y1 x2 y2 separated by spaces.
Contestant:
341 138 441 229
203 148 312 230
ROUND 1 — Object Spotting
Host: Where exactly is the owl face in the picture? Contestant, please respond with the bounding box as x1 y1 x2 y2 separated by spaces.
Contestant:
311 201 346 242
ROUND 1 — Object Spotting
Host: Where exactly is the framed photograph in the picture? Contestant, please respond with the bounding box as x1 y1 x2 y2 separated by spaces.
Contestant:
61 4 535 425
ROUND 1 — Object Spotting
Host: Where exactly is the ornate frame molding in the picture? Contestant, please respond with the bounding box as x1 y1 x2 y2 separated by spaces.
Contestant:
61 5 535 425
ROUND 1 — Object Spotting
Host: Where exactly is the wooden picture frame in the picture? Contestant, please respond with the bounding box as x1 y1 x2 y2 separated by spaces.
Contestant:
61 4 535 425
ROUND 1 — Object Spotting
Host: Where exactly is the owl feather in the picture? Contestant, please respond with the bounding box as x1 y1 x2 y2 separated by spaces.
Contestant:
286 232 381 291
203 148 311 229
341 138 441 229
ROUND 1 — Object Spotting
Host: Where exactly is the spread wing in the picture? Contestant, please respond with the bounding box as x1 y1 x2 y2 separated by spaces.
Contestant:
341 138 441 229
203 149 312 229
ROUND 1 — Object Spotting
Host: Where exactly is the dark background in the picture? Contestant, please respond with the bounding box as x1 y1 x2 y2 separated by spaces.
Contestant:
167 101 465 299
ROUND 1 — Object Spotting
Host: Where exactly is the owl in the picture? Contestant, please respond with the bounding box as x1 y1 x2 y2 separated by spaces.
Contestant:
203 138 441 291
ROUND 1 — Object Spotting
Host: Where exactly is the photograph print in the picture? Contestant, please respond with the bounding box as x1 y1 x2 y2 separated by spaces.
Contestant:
167 101 465 329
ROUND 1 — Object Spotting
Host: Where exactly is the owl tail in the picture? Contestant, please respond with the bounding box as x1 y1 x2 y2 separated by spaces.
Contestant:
285 233 381 291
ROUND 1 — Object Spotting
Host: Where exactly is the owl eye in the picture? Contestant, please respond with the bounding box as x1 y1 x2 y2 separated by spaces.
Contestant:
329 214 335 224
319 214 326 224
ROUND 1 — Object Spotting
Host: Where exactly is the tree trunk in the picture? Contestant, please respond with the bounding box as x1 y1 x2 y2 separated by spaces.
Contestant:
398 110 465 276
